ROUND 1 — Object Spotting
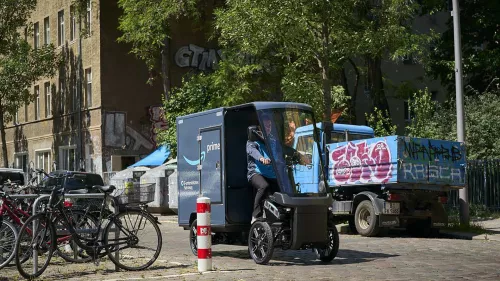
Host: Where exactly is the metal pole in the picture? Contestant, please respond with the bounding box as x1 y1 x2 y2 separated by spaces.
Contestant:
452 0 469 224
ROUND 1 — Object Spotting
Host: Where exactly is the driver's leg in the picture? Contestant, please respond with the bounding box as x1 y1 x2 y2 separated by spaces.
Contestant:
251 174 270 223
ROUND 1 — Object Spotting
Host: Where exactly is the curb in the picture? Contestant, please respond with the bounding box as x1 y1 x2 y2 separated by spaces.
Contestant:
440 230 500 241
336 224 350 234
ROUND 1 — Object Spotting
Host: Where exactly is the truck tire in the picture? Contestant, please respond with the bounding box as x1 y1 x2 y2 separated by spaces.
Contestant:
348 217 358 234
355 200 380 237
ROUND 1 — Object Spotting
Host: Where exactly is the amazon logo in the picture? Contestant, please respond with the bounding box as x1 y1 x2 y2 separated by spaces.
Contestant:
183 151 206 166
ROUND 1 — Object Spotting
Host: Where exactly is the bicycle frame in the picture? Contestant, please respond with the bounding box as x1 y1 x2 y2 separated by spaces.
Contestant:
0 194 31 226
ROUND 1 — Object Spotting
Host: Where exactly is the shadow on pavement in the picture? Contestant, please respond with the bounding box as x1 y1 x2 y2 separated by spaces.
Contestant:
212 248 398 266
23 263 191 280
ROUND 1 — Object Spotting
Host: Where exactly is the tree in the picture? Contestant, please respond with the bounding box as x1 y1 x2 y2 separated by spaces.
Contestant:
117 0 206 100
215 0 354 121
428 0 500 94
0 0 59 167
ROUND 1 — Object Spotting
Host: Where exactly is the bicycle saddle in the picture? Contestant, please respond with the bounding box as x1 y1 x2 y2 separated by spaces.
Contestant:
93 185 116 193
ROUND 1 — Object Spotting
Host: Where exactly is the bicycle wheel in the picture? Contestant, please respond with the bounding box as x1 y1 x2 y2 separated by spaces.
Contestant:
0 219 18 269
15 213 56 279
104 210 162 271
55 209 98 263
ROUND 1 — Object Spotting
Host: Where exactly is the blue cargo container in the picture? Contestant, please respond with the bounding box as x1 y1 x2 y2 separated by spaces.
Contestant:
326 136 466 188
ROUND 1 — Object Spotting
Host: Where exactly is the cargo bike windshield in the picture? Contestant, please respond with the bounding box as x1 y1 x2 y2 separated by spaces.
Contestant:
256 108 325 197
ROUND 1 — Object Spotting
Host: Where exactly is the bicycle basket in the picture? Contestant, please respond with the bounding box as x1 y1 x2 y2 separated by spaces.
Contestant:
113 183 155 205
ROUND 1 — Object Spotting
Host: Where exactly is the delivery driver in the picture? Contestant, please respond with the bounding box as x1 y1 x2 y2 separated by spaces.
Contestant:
246 115 278 224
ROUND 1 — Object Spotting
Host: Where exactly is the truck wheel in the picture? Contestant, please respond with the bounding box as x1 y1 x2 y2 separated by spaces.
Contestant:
355 200 380 237
189 220 198 256
314 226 340 262
248 221 274 265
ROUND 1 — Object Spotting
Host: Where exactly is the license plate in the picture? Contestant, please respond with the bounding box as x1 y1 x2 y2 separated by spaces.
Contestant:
383 202 400 215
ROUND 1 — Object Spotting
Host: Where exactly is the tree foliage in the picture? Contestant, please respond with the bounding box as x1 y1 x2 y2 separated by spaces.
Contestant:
0 0 59 167
427 0 500 94
365 107 397 137
405 85 500 160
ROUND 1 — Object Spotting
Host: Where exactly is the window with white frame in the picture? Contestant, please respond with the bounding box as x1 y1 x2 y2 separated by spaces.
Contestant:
85 68 92 108
70 5 76 41
58 10 65 46
34 22 40 49
14 153 28 173
36 150 52 173
34 86 40 120
44 17 50 45
86 0 92 33
45 82 51 117
60 147 76 171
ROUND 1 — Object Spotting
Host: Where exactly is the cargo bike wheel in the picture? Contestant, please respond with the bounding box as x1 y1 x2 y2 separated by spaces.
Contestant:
248 221 274 265
314 226 339 262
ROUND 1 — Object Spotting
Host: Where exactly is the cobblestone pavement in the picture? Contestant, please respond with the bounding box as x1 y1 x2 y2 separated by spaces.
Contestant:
1 216 500 281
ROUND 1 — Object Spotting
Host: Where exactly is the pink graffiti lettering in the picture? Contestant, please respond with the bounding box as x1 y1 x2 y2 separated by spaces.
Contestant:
330 140 392 184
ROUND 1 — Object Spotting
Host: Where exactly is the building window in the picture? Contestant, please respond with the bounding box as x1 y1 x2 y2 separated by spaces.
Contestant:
85 68 92 108
36 150 52 173
14 153 28 173
86 0 92 33
45 82 51 117
70 5 76 41
58 10 65 46
34 86 40 120
60 147 76 171
34 22 39 49
44 17 50 45
59 78 65 114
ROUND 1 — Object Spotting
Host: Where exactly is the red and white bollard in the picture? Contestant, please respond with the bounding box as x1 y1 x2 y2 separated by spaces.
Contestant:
196 197 212 272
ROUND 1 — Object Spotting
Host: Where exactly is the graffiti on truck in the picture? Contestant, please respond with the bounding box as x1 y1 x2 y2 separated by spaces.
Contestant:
329 140 393 184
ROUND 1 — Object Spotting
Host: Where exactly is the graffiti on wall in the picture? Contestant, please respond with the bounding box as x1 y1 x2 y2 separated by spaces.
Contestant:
401 162 464 183
175 44 224 71
329 140 393 184
403 139 463 162
149 106 168 146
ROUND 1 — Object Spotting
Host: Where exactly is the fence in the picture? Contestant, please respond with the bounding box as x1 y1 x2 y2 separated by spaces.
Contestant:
449 159 500 211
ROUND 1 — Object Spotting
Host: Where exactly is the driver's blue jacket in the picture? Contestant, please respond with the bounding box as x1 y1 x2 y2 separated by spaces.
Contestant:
246 140 276 181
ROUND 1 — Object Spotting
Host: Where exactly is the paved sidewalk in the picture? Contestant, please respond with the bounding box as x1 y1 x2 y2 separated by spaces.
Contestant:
441 217 500 241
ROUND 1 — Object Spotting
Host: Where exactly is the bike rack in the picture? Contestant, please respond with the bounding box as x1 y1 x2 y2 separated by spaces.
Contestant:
10 193 119 274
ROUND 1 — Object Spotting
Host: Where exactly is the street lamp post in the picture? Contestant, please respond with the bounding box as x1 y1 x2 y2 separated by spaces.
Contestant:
451 0 469 224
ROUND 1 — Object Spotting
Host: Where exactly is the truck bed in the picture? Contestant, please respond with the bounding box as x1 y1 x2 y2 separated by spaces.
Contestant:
326 136 466 188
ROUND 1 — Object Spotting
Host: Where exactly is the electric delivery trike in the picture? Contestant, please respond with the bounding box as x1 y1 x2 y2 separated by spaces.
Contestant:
177 102 339 264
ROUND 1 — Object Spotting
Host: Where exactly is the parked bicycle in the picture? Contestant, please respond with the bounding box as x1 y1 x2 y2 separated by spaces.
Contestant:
1 176 98 269
14 169 162 279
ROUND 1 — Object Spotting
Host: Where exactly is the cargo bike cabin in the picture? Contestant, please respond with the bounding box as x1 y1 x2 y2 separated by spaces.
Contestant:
177 102 339 264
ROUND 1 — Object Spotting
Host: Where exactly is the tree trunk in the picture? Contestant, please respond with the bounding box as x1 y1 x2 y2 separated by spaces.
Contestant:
320 60 332 122
367 56 390 118
161 37 171 100
348 59 359 124
319 22 332 122
0 101 9 167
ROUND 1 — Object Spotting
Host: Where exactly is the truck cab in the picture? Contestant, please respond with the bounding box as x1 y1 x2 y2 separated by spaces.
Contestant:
292 122 374 193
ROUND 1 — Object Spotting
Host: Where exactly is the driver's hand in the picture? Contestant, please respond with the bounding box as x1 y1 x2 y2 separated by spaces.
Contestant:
259 157 271 165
